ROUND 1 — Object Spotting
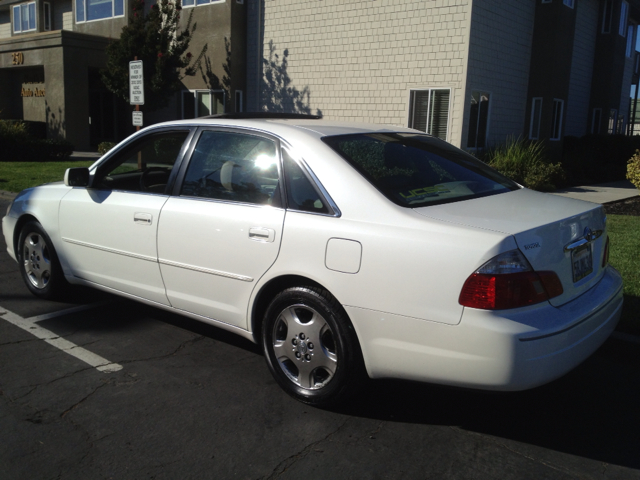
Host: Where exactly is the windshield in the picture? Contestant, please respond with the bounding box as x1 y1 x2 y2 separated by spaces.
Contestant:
322 133 519 207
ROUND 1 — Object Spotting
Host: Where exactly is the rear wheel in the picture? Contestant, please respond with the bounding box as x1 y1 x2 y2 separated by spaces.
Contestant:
17 221 68 300
262 286 365 407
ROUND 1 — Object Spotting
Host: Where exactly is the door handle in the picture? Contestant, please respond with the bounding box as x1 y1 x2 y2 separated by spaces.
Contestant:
134 212 153 225
249 227 275 242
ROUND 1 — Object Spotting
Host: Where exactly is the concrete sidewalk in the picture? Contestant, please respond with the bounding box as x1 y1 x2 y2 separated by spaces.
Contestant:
551 180 638 204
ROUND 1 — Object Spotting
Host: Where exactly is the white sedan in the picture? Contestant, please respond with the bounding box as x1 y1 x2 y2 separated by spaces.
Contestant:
2 115 623 406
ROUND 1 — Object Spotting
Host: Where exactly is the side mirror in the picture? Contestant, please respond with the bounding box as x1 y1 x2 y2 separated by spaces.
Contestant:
64 167 90 187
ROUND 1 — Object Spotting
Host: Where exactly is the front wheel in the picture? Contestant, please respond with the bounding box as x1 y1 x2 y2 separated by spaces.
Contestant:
262 286 365 407
17 221 69 300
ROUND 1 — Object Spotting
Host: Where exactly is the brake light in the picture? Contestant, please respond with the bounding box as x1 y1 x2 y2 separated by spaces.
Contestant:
602 235 610 267
459 250 564 310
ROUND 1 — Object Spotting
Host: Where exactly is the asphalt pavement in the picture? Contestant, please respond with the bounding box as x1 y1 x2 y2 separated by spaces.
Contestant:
1 189 640 479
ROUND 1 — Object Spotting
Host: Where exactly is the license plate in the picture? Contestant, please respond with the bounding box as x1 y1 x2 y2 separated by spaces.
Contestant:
572 244 593 283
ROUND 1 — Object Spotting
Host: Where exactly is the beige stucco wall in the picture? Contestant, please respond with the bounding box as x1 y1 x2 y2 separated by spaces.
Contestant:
254 0 473 146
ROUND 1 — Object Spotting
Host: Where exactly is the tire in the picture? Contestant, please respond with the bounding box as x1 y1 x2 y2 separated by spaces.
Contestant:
17 221 69 300
262 286 366 407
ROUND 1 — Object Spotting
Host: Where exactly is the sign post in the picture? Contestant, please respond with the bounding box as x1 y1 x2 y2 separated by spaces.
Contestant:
129 59 145 168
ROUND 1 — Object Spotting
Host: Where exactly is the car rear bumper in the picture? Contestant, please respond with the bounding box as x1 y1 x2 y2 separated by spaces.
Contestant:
346 266 623 390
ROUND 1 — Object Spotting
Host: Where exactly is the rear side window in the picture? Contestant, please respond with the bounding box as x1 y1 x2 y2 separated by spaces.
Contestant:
322 133 518 207
282 149 329 214
181 130 280 206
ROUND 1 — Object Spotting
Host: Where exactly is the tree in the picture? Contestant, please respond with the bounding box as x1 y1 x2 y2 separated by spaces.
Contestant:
101 0 206 111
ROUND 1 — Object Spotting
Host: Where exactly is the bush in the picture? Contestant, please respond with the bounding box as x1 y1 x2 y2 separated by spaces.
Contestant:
98 142 116 155
0 119 74 161
628 150 640 190
486 137 565 191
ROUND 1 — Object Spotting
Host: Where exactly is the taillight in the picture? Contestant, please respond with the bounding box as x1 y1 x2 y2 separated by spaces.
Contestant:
459 250 563 310
602 235 610 267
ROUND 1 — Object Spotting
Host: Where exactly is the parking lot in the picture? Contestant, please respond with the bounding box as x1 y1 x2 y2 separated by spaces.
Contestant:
1 194 640 479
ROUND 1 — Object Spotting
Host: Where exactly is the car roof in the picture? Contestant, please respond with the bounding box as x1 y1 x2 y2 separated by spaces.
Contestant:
152 117 422 140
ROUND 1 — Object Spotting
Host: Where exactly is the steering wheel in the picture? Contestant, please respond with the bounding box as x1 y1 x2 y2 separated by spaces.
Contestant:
139 167 170 192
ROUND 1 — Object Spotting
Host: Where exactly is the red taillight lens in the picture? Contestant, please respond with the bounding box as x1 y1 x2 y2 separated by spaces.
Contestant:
459 249 564 310
602 235 610 267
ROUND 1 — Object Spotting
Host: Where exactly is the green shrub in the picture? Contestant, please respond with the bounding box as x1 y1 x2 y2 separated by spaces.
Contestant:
486 137 565 191
628 150 640 190
98 141 116 155
0 119 74 162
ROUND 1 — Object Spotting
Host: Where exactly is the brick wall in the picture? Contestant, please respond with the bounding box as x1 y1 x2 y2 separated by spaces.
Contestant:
248 0 473 146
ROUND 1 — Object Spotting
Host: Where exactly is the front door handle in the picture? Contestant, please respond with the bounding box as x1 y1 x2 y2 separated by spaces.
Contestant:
249 227 275 243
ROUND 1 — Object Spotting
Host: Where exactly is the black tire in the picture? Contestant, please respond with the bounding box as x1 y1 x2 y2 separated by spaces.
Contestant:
262 286 366 407
17 221 69 300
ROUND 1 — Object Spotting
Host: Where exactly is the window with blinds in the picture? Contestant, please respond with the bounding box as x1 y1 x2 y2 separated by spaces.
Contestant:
408 89 450 141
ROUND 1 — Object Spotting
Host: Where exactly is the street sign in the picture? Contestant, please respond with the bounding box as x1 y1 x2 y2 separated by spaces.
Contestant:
129 60 144 105
132 111 143 127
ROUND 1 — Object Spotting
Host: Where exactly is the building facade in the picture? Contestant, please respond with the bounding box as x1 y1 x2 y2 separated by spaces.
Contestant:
247 0 640 153
0 0 246 149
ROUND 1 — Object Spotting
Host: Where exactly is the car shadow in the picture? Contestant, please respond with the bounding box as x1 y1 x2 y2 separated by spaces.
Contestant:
335 337 640 470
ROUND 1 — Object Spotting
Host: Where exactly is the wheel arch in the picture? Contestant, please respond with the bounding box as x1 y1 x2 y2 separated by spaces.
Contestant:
12 214 40 258
251 275 343 343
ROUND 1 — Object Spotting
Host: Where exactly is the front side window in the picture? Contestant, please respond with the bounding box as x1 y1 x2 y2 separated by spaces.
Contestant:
93 131 189 193
550 99 564 140
181 131 280 206
529 97 543 140
323 133 518 208
408 89 450 141
467 91 490 149
13 3 36 33
76 0 124 23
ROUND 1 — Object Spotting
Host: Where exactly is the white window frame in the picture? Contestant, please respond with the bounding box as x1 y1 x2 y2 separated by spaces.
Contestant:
591 108 602 134
529 97 543 140
182 0 224 8
75 0 125 24
620 1 629 36
13 2 37 33
182 89 225 118
550 99 564 141
44 2 51 31
408 88 451 142
563 0 574 8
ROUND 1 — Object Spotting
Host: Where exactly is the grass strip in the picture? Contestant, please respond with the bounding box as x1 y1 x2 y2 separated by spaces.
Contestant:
0 161 94 193
607 214 640 336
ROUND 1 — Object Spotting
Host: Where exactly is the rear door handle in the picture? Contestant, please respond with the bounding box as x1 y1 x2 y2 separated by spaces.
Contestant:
249 227 275 243
134 212 153 225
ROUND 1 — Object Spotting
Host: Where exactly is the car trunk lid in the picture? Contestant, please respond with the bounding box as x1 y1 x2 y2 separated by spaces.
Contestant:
413 188 607 307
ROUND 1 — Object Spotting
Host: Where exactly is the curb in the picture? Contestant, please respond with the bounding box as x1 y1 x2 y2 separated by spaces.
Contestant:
0 190 17 200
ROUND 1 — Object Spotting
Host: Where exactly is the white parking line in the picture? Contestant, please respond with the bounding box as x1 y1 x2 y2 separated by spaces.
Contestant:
0 303 123 373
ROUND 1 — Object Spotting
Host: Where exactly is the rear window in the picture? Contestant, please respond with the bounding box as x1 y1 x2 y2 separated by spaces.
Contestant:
322 133 519 207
